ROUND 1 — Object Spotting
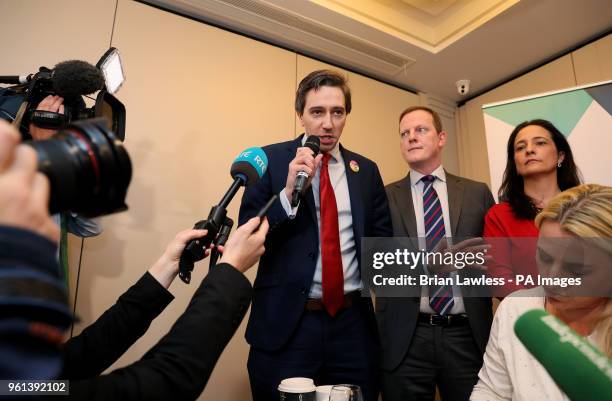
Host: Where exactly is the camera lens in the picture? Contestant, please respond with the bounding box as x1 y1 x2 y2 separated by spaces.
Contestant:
27 117 131 217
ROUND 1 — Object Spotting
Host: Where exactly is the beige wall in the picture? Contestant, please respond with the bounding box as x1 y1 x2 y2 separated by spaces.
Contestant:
419 93 460 175
295 56 420 184
573 34 612 85
456 33 612 186
77 3 296 401
0 1 421 400
0 0 119 327
294 55 458 182
4 0 607 399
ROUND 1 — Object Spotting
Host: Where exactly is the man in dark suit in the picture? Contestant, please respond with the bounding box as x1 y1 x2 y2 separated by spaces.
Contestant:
239 70 392 401
378 106 495 401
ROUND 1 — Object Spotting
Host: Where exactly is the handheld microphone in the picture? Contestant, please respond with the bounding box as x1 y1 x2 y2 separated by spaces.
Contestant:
178 147 268 283
291 135 320 207
208 217 233 268
514 309 612 401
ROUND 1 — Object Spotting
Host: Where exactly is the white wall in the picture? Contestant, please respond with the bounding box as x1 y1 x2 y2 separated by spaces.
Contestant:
456 34 612 186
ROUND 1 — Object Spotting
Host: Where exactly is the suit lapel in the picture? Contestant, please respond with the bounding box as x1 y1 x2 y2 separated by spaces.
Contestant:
445 171 464 236
341 146 364 241
397 173 418 237
303 187 317 227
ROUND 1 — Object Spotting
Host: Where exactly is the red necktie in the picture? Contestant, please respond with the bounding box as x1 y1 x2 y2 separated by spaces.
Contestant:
320 153 344 316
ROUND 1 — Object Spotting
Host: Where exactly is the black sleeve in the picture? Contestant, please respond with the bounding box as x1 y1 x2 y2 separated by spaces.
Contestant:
0 225 61 279
61 272 174 379
0 226 71 379
64 263 253 401
370 163 393 237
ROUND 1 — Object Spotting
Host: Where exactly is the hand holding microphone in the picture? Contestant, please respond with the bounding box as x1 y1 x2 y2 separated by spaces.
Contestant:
219 216 269 273
286 136 321 207
178 147 269 283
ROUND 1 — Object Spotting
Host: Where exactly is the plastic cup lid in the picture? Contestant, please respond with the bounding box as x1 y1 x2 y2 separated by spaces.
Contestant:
278 377 316 393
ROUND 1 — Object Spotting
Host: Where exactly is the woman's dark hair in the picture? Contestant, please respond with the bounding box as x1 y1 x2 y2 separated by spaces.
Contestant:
498 119 582 220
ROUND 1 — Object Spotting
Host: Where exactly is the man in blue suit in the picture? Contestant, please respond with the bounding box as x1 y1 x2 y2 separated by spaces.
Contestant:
239 70 392 401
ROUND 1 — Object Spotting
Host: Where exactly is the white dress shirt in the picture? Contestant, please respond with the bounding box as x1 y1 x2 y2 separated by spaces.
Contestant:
279 136 360 298
409 165 466 314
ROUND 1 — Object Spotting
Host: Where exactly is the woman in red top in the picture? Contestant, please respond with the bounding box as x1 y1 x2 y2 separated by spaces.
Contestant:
485 119 581 297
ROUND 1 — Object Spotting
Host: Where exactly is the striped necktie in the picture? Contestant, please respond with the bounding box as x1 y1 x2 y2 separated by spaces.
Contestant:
421 175 454 315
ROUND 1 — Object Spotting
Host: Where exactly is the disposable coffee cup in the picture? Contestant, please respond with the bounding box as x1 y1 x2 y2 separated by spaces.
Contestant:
278 377 316 401
315 385 333 401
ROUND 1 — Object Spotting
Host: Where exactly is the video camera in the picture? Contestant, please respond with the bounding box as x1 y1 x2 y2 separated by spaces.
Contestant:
0 47 126 141
0 48 131 218
0 51 133 379
30 118 132 217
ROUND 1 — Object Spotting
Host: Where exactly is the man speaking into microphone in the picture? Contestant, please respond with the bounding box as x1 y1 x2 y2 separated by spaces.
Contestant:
239 69 392 401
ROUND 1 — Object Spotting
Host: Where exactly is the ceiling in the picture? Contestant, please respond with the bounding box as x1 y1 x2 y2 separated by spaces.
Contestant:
143 0 612 102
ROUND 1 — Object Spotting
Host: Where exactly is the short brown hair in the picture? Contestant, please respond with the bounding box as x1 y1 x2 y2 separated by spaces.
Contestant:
295 70 351 116
398 106 442 133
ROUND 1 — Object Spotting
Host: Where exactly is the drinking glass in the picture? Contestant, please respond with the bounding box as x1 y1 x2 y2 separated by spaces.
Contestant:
329 384 363 401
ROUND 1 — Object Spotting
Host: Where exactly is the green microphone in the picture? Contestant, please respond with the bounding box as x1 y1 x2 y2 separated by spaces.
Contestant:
514 309 612 401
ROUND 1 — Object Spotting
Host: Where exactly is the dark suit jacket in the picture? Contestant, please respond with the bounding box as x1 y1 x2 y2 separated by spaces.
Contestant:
377 171 495 371
61 264 252 401
239 134 392 351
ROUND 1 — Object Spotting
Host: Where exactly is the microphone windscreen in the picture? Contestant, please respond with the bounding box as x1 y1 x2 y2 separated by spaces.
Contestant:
304 135 320 155
52 60 104 98
514 309 612 401
230 147 268 186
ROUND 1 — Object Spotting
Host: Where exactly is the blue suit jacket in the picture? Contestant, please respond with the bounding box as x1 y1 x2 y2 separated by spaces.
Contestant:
238 134 392 351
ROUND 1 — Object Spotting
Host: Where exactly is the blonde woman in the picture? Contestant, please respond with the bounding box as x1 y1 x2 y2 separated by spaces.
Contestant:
471 184 611 401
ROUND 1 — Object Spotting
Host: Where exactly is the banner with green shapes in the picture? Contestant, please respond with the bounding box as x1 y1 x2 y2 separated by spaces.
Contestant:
482 81 612 201
484 90 594 137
